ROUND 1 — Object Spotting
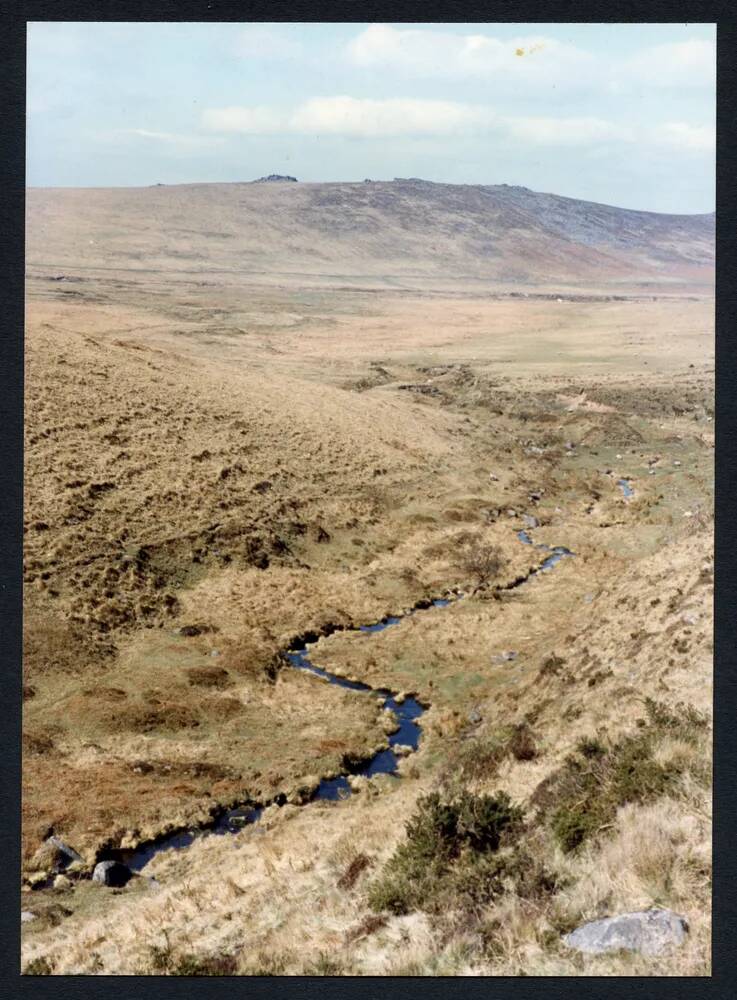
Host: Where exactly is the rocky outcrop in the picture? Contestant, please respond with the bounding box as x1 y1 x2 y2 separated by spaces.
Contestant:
564 909 689 956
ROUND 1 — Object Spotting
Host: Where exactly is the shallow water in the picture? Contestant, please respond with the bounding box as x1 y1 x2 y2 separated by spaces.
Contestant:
115 534 572 873
617 478 634 498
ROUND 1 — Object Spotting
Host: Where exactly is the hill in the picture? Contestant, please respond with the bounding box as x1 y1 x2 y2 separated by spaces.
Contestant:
25 180 714 291
22 177 713 976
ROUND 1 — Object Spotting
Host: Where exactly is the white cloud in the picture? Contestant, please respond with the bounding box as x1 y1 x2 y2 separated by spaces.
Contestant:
116 128 224 149
201 106 285 134
206 98 636 145
656 121 716 153
345 24 598 91
505 116 635 146
201 96 714 162
233 25 302 60
290 97 490 136
203 97 493 137
624 39 716 89
345 25 716 99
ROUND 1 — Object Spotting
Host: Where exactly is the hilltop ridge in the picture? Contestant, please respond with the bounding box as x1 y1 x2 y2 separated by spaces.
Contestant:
26 180 714 292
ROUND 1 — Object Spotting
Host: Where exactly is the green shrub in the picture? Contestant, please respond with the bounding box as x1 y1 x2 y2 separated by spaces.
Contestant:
551 804 600 853
446 852 507 911
534 701 710 854
368 791 523 915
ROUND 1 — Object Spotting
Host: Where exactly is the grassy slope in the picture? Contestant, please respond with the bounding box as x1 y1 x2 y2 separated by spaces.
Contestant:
22 183 713 975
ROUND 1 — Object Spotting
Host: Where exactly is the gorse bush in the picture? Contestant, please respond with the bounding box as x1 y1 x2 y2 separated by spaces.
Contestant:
533 699 709 853
368 791 523 915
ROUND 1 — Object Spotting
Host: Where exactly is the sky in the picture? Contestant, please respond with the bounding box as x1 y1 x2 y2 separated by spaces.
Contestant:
26 22 716 213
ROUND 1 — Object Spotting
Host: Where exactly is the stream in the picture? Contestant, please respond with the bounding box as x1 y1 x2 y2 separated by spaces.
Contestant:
105 530 574 875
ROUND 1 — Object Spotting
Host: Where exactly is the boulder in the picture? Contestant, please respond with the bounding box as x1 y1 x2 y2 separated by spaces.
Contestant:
92 860 132 888
522 514 539 529
29 836 82 873
564 909 688 956
21 911 36 923
53 874 71 890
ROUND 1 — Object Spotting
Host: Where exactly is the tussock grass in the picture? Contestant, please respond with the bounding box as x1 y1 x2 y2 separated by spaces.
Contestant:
533 699 709 853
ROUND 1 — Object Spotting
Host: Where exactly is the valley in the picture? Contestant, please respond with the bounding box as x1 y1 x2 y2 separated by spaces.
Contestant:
22 180 713 976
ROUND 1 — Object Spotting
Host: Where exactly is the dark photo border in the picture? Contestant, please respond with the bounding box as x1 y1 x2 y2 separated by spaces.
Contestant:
1 3 733 998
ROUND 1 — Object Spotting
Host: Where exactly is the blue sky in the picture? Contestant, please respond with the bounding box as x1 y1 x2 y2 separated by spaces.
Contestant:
27 22 715 213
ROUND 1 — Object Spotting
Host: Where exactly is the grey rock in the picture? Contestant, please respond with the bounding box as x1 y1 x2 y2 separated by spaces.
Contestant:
254 174 297 183
467 708 482 724
492 650 517 663
564 909 688 956
47 836 83 864
21 911 36 923
92 860 133 888
522 514 539 529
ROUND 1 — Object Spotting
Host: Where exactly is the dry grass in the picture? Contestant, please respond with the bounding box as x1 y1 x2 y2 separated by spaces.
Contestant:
22 186 713 974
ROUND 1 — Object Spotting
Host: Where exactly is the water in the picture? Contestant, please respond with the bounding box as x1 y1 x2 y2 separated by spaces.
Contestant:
617 478 634 498
287 640 426 801
517 527 574 572
103 530 572 874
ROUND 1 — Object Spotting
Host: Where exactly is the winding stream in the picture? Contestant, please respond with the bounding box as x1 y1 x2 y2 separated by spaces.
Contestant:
106 531 574 875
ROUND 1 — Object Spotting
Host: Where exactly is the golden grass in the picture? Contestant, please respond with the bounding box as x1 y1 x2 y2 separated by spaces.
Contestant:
22 253 713 974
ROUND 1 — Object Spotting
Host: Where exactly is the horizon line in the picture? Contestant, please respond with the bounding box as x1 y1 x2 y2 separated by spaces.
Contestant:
25 178 716 218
